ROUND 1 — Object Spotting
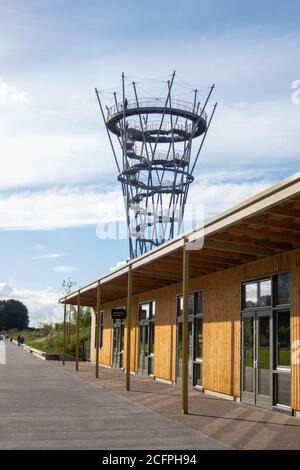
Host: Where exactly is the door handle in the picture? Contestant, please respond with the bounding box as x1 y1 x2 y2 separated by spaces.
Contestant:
254 360 258 368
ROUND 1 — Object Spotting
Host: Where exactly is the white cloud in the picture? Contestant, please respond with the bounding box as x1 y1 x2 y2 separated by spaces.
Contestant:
0 283 14 297
0 185 124 230
31 244 45 251
0 79 29 105
0 131 114 190
0 282 61 327
53 265 78 273
0 94 298 191
32 253 67 260
109 260 127 272
188 174 272 221
205 100 300 164
0 171 277 232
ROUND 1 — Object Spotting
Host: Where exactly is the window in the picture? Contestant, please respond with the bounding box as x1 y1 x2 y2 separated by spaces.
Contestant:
139 301 155 321
195 290 204 314
243 274 290 311
258 280 271 307
177 296 183 316
275 272 291 305
139 303 150 320
177 292 203 317
195 317 203 359
95 310 104 349
241 273 291 410
276 311 291 367
245 282 258 308
138 301 155 375
275 374 291 407
243 279 271 309
176 290 204 388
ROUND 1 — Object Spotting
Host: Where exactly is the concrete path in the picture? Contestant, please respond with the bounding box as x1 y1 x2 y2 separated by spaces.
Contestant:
0 342 228 450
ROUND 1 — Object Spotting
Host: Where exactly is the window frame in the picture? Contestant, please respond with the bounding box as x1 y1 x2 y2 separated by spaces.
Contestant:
274 272 291 307
176 289 204 389
241 271 292 411
138 300 156 375
95 310 104 349
242 277 272 310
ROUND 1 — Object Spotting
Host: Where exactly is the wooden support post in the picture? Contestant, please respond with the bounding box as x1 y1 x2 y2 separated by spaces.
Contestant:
182 240 189 414
62 302 67 366
126 266 132 391
75 291 81 371
95 281 101 379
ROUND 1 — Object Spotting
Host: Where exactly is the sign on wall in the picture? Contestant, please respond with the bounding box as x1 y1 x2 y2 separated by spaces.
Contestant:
111 307 126 320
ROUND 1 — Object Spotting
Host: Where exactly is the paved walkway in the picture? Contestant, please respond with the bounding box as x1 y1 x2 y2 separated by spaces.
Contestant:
50 357 300 450
0 342 227 450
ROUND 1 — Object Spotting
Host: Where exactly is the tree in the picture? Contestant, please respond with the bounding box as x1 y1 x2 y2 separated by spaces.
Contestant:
62 277 77 296
0 299 29 330
80 307 92 328
61 277 77 340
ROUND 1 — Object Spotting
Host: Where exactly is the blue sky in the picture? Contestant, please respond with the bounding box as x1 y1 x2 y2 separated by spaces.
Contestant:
0 0 299 325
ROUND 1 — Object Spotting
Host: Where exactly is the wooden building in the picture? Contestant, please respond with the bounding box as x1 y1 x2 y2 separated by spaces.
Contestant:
60 172 300 416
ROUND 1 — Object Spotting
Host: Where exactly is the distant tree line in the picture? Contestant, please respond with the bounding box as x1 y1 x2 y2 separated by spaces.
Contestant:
0 299 29 330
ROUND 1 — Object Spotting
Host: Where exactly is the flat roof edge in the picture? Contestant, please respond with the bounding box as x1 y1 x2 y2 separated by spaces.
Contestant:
59 171 300 304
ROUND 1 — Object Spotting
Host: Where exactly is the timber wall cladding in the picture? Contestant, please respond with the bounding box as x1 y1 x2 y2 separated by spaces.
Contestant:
91 248 300 410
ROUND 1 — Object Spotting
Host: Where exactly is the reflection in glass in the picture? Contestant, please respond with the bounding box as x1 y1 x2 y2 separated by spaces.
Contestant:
195 318 203 359
150 322 155 356
188 294 194 315
138 301 155 374
258 316 270 396
277 312 290 367
177 323 183 377
188 322 193 380
144 325 149 355
194 291 203 314
149 356 154 375
177 321 193 380
139 325 144 369
177 294 198 316
113 320 124 368
243 316 254 393
139 303 150 320
152 301 156 318
194 363 202 387
276 373 291 407
259 280 271 307
177 297 183 316
245 283 258 308
275 273 291 305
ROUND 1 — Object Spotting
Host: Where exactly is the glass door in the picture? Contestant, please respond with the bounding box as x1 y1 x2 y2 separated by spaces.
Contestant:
256 311 272 407
242 275 291 411
193 316 203 387
138 301 155 376
273 310 291 408
242 313 255 404
242 311 272 407
138 322 149 374
176 319 193 386
176 291 204 388
112 319 124 369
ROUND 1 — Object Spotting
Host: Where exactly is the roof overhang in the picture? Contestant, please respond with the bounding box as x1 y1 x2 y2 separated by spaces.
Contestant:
59 172 300 307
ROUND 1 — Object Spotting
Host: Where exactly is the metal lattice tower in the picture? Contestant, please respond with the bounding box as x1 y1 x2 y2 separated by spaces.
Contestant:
95 71 216 259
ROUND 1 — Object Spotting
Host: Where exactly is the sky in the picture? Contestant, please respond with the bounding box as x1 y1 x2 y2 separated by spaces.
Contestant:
0 0 299 326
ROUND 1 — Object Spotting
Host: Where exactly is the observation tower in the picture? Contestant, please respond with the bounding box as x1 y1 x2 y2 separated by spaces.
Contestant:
95 71 216 259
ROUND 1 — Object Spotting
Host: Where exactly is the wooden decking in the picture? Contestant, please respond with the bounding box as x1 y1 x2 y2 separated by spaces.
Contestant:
53 359 300 450
0 342 227 450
